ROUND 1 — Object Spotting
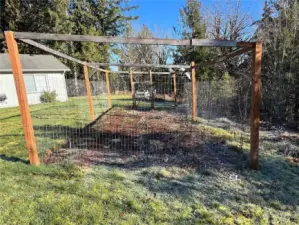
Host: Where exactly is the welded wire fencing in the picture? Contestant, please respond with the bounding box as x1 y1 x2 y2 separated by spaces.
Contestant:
196 76 252 157
31 72 109 161
31 71 195 166
26 69 255 168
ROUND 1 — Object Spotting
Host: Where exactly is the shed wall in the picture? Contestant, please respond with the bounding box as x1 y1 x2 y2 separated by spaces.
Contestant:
47 73 68 102
0 74 19 107
0 72 68 108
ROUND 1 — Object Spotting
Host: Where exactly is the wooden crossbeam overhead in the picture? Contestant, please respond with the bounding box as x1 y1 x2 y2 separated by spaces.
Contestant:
19 39 108 72
237 42 255 48
94 62 190 69
110 71 171 75
207 47 252 65
7 30 263 171
191 39 237 47
11 31 252 47
14 32 190 46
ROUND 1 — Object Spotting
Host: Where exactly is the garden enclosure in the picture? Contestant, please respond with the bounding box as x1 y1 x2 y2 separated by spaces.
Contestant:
4 31 262 169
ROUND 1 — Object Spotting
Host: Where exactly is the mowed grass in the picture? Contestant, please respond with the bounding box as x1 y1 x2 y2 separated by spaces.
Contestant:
0 95 299 224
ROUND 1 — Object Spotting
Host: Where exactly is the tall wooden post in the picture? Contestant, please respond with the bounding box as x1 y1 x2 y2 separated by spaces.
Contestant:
5 31 40 165
149 69 154 109
105 71 112 108
130 70 136 109
83 64 95 121
173 72 177 103
191 61 197 121
250 41 262 170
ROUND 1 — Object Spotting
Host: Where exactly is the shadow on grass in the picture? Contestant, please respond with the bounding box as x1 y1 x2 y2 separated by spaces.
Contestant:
0 154 29 164
0 105 60 121
29 107 299 212
34 121 299 210
112 100 188 114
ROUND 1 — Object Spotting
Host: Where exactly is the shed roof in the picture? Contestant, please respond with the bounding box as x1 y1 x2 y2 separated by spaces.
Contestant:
0 54 70 73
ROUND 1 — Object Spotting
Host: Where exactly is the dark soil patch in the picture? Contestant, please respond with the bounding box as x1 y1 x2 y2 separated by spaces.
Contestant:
43 108 204 167
43 107 248 169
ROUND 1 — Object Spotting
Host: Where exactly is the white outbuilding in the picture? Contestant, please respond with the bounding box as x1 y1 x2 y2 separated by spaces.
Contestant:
0 54 70 108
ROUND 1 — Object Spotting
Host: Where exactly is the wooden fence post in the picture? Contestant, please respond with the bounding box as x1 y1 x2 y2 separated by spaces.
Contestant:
250 41 262 170
5 31 40 165
105 71 112 108
191 61 197 121
130 70 136 109
173 72 177 103
149 69 154 109
83 64 95 121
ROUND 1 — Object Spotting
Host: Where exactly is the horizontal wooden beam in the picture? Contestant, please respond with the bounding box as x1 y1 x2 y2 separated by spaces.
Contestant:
19 38 254 72
14 32 190 46
11 31 254 48
237 42 255 48
94 62 190 69
191 39 237 47
110 71 171 75
20 39 108 72
135 71 171 75
207 47 252 65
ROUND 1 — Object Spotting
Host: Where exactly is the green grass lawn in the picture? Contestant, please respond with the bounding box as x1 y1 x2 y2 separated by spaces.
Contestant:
0 95 299 224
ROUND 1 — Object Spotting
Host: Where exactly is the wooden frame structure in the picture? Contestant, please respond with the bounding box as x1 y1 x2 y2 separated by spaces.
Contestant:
111 70 178 109
5 31 262 169
191 61 197 121
83 64 95 120
5 32 40 165
94 62 190 69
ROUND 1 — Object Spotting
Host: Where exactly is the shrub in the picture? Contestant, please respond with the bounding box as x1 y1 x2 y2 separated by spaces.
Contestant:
40 91 57 103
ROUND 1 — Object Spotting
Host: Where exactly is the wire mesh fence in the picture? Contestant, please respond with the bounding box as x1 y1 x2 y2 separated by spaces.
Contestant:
22 68 254 168
31 73 109 162
196 76 252 156
35 71 195 166
0 65 257 169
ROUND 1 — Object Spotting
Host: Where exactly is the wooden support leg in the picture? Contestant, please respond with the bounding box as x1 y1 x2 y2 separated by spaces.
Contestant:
173 72 177 103
191 61 197 121
130 70 136 109
149 70 154 109
83 64 95 120
105 71 112 108
250 41 262 170
5 31 40 165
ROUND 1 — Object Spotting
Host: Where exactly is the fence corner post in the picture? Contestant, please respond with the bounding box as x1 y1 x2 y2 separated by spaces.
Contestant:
5 31 40 165
149 69 154 109
105 71 112 108
83 64 95 121
191 61 197 121
130 70 136 109
173 72 177 103
250 41 262 170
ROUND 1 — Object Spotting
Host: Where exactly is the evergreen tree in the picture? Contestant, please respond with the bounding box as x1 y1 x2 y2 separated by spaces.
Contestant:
173 0 219 80
255 0 299 126
174 0 206 65
67 0 138 75
0 0 138 78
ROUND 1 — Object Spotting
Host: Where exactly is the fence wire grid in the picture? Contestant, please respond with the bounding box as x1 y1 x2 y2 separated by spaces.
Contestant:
19 69 253 169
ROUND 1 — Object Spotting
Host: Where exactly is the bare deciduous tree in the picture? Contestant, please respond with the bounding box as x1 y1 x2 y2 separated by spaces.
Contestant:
117 24 173 70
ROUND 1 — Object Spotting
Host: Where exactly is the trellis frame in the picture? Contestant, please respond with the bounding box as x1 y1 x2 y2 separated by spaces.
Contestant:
111 70 178 108
5 31 262 169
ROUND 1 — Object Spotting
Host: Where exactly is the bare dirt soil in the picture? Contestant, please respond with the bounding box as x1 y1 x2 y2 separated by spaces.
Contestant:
43 108 208 167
